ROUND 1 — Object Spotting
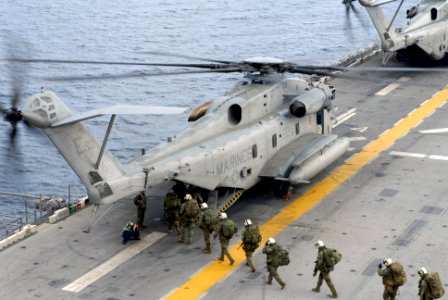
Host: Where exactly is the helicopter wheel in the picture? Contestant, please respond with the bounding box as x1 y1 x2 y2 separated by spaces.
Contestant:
273 181 290 197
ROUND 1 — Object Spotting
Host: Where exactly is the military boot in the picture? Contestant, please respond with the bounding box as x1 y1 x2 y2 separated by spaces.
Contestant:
328 280 338 298
203 242 211 254
312 287 320 293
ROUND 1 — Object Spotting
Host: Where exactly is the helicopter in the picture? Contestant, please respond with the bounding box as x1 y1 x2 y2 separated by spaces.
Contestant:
1 55 353 230
354 0 448 64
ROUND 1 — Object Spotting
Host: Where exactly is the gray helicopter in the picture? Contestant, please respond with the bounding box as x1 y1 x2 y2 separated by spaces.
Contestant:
1 55 350 229
354 0 448 64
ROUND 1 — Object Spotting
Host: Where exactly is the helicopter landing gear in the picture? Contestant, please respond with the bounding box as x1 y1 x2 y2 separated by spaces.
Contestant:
273 181 291 198
382 52 395 65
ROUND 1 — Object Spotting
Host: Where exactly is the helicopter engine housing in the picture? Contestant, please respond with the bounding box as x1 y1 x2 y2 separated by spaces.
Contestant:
289 85 335 118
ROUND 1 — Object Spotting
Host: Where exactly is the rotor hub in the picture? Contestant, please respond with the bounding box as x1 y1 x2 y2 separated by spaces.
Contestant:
4 107 22 125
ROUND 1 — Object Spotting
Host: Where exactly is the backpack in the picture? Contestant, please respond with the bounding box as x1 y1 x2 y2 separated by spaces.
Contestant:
165 193 180 210
390 262 407 286
203 209 219 226
221 219 238 239
183 200 198 218
323 248 342 269
427 272 445 298
274 245 290 266
243 225 262 245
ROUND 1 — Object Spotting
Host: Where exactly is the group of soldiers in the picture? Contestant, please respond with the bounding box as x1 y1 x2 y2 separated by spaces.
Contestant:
123 188 444 299
377 258 445 300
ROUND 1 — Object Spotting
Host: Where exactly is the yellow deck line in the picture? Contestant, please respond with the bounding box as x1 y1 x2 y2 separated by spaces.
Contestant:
164 88 448 300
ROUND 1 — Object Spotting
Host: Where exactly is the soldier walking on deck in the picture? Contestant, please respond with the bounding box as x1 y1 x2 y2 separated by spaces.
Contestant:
262 237 287 289
312 240 340 298
241 219 262 272
164 189 181 235
378 258 407 300
179 194 199 244
133 191 147 230
198 203 219 254
214 212 237 265
417 267 445 300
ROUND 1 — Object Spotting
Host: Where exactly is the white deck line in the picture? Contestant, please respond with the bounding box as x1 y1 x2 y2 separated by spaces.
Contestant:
375 83 400 96
62 231 166 293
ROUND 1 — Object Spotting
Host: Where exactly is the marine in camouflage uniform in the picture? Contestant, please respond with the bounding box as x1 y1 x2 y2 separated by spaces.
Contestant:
241 219 262 272
262 237 286 289
312 240 338 298
133 191 147 229
197 203 216 254
418 268 433 300
214 213 236 265
190 186 204 205
179 194 199 245
163 190 181 235
377 258 403 300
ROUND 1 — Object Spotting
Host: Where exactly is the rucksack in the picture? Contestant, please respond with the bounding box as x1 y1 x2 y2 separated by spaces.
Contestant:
165 193 180 210
390 262 407 287
221 219 238 238
243 225 262 245
427 272 445 298
183 200 198 218
323 248 342 269
203 209 219 226
274 245 290 266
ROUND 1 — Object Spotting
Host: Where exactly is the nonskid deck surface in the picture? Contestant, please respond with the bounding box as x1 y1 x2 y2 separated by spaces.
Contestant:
1 52 448 300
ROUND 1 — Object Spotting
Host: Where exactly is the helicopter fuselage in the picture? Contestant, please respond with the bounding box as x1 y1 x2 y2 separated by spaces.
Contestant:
22 73 347 206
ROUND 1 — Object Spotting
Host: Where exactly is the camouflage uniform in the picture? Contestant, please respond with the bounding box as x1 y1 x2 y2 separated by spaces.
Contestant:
313 246 338 298
163 191 181 234
418 274 433 300
133 191 146 229
242 224 262 272
214 219 236 265
198 207 216 254
179 197 199 244
378 264 400 300
262 243 286 289
191 189 204 205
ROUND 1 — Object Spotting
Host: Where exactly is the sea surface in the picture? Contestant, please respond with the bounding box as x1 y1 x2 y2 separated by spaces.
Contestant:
0 0 420 217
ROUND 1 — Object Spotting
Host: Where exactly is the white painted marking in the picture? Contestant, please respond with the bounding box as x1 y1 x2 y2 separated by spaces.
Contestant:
398 77 410 83
390 151 425 158
351 127 368 133
390 151 448 161
63 231 166 293
375 83 401 96
333 108 357 128
429 155 448 161
419 128 448 134
348 137 367 142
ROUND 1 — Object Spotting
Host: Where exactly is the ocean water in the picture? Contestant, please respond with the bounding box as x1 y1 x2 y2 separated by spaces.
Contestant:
0 0 420 216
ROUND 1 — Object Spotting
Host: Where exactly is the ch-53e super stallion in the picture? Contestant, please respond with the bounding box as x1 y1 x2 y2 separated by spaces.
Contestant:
3 53 446 231
353 0 448 64
1 55 353 230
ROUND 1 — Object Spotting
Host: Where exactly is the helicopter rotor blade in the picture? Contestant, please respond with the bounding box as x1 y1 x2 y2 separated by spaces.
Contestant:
7 57 230 70
38 66 243 82
140 51 235 65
